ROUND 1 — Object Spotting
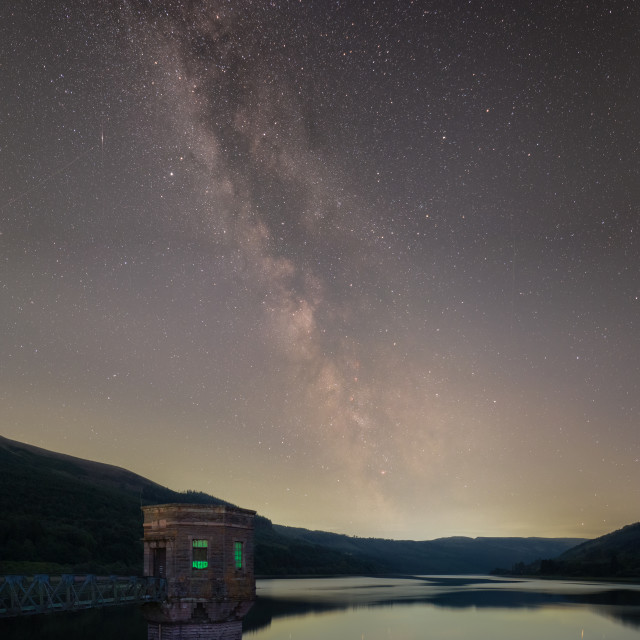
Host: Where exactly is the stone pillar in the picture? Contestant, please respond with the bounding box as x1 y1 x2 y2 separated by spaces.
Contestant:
141 504 255 627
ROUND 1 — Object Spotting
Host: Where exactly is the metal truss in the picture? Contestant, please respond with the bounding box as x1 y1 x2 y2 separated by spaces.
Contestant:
0 574 167 617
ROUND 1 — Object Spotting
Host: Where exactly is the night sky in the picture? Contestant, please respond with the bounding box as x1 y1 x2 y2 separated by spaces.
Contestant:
2 0 639 540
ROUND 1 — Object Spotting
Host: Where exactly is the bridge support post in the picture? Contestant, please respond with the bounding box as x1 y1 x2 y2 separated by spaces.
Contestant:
34 574 49 613
7 575 23 615
61 574 74 610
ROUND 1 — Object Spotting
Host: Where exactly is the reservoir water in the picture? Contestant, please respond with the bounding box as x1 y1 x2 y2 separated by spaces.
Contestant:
2 575 640 639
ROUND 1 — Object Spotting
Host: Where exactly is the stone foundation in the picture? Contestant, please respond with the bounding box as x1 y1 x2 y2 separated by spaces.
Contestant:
147 620 242 640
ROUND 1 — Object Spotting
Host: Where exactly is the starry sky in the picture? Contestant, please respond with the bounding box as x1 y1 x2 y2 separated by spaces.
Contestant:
2 0 639 541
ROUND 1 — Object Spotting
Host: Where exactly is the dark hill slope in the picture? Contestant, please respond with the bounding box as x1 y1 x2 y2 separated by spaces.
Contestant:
273 525 585 574
0 435 224 505
0 435 227 574
0 435 379 576
538 522 640 577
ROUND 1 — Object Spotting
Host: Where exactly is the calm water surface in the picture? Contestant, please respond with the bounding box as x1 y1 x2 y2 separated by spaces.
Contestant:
2 575 640 639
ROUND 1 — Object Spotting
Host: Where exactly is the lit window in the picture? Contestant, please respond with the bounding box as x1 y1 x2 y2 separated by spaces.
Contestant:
234 541 243 570
192 539 208 569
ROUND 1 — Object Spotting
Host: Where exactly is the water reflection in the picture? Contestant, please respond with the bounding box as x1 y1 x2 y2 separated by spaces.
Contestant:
2 576 640 639
0 604 146 640
243 576 640 635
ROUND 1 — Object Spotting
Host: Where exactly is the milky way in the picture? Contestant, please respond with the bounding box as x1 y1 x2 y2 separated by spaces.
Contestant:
2 0 639 539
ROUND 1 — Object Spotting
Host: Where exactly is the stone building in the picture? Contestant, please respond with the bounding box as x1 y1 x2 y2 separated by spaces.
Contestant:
141 503 255 628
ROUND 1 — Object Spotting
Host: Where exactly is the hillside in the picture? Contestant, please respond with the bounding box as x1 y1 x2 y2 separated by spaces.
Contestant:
538 522 640 577
0 435 379 576
0 435 226 574
0 435 225 504
0 435 586 576
273 525 585 575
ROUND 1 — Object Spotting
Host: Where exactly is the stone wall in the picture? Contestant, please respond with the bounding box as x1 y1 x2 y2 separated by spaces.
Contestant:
146 620 242 640
141 504 255 624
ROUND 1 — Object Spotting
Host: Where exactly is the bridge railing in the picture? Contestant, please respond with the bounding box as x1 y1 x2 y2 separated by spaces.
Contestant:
0 574 167 618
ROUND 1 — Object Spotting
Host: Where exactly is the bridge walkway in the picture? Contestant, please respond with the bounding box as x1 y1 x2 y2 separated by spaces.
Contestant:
0 574 166 618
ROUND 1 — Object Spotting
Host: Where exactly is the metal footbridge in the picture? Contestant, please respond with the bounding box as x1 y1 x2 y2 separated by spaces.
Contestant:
0 574 166 618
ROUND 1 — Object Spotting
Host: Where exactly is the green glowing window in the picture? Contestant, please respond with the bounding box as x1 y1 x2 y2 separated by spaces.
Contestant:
234 542 243 570
192 539 208 569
